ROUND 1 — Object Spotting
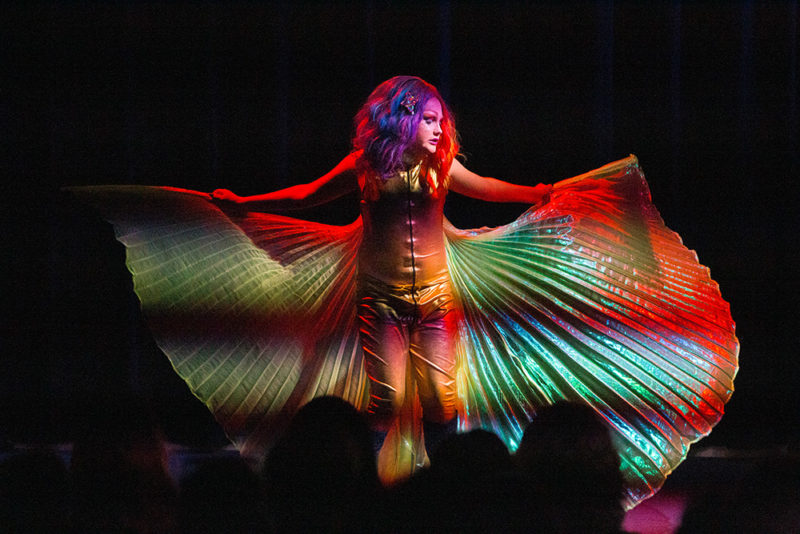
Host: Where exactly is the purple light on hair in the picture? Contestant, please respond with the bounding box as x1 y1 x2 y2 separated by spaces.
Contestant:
353 76 458 183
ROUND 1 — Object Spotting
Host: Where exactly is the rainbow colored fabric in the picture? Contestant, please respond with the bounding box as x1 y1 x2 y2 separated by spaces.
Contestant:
69 155 738 508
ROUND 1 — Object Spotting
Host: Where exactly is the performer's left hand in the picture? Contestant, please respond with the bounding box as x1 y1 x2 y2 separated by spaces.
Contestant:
531 183 553 206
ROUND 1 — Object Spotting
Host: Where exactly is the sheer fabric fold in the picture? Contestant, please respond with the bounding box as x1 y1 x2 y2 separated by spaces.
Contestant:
68 155 738 508
445 156 738 507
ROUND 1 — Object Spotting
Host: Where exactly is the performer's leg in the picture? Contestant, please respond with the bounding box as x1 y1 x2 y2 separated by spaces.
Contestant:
358 294 410 439
409 290 458 455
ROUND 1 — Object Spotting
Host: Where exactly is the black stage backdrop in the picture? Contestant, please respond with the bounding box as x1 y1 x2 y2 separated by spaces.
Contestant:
4 1 798 451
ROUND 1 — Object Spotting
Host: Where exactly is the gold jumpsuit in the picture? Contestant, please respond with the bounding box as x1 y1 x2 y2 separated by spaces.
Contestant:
357 162 458 430
71 155 738 506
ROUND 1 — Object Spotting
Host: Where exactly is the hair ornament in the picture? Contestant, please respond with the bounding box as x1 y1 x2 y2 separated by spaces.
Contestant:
400 93 419 114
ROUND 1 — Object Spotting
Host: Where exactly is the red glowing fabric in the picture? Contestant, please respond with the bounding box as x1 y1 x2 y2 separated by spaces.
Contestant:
68 155 738 508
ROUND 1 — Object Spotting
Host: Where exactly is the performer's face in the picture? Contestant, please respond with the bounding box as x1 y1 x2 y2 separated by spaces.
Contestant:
414 98 443 155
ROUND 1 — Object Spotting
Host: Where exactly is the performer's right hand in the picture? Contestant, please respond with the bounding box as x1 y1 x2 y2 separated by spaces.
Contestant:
211 189 243 204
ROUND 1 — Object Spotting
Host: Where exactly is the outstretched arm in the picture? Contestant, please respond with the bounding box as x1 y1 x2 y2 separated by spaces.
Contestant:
212 152 360 211
448 158 551 205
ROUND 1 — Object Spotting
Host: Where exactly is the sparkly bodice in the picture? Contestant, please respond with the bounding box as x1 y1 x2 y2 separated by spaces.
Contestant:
358 164 448 287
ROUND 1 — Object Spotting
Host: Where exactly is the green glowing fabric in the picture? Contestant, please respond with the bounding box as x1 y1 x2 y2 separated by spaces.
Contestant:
69 155 738 508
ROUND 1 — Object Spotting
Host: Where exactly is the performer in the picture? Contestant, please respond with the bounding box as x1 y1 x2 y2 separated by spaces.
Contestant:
211 76 552 456
68 75 738 509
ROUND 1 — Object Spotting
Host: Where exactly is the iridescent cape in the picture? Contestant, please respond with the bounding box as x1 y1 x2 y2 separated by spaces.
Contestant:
68 155 738 508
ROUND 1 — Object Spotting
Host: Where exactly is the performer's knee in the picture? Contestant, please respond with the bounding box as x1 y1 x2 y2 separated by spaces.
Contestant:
367 386 405 430
419 394 457 424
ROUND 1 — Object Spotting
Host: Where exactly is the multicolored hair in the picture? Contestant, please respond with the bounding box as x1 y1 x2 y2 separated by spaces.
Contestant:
353 76 459 194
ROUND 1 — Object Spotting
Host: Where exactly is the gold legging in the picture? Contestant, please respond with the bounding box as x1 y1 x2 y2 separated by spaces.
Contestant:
357 275 458 431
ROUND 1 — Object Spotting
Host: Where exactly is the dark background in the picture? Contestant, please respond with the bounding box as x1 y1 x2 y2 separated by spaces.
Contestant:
4 1 798 451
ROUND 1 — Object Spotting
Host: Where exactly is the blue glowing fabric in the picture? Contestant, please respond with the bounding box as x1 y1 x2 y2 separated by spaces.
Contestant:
68 155 738 508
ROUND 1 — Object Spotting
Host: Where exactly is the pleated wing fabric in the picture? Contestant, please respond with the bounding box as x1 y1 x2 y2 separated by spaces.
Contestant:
68 155 738 509
67 186 369 459
445 156 738 507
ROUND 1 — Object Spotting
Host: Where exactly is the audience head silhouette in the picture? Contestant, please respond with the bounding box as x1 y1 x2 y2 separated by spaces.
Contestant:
263 396 381 532
515 401 625 533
